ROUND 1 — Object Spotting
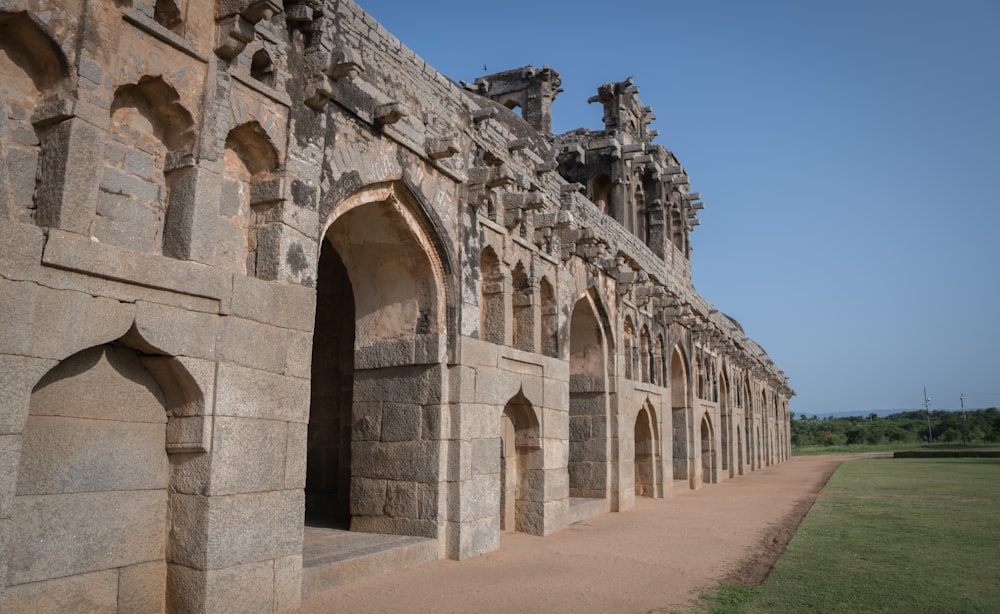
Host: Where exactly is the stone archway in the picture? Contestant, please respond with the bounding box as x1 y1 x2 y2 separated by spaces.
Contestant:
308 183 447 538
670 347 690 486
568 295 609 500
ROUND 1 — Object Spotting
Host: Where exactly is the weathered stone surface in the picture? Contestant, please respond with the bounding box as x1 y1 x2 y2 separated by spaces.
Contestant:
16 416 168 496
2 569 118 614
134 301 219 360
117 560 167 614
230 274 316 331
204 489 304 569
215 362 310 423
8 489 167 585
0 354 57 435
208 416 288 495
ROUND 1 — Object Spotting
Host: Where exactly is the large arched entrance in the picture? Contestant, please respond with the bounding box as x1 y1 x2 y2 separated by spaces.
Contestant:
307 183 447 537
568 296 609 500
670 347 690 487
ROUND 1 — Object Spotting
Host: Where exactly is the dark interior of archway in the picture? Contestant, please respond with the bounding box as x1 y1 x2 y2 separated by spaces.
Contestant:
306 239 355 528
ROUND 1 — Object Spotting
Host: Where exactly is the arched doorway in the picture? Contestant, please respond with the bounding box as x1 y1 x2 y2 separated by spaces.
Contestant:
307 184 446 537
670 347 690 487
500 392 542 534
568 296 609 500
634 404 659 498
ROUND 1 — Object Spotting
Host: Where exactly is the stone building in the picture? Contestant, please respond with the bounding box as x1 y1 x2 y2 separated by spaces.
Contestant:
0 0 792 611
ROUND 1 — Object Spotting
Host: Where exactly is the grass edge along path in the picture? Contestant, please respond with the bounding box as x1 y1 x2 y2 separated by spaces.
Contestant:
685 457 1000 614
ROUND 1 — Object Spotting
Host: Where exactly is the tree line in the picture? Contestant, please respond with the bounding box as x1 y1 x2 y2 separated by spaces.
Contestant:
791 408 1000 447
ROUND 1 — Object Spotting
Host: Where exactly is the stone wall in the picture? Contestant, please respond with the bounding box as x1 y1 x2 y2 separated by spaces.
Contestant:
0 1 792 611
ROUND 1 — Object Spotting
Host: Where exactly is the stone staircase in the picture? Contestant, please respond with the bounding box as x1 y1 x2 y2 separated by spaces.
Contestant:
301 526 438 597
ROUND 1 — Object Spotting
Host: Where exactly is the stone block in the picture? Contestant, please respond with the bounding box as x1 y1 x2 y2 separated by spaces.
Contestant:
458 473 500 522
215 362 310 423
168 450 212 496
16 416 168 496
0 435 20 518
355 337 415 370
204 489 304 569
350 477 387 517
543 376 570 411
455 516 498 560
273 554 302 613
0 279 135 361
352 401 383 441
542 437 568 470
354 364 443 405
284 328 313 378
284 421 307 489
134 301 219 360
470 436 500 476
2 569 118 614
459 403 500 440
230 274 317 331
93 191 163 252
34 117 104 234
118 560 167 614
217 316 288 373
208 416 287 495
167 494 210 569
474 366 520 405
351 440 439 483
380 403 422 442
8 489 167 585
255 223 318 285
42 228 230 303
0 354 57 434
542 406 569 440
384 480 418 518
0 220 45 281
182 560 274 614
162 165 222 265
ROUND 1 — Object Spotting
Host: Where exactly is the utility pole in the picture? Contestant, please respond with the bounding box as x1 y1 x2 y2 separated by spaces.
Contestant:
923 387 934 444
961 393 967 445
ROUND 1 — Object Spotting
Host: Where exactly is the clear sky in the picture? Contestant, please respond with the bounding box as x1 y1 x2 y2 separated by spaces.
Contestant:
362 0 1000 414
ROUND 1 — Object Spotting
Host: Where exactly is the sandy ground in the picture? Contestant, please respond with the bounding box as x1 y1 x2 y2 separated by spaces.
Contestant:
299 455 852 614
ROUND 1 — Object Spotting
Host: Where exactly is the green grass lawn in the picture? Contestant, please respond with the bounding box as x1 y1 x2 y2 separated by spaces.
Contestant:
688 457 1000 613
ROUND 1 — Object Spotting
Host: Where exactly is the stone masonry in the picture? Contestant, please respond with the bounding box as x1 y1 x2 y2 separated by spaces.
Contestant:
0 1 793 611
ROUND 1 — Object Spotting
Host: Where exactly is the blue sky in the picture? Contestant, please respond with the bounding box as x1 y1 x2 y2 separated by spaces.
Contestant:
362 0 1000 414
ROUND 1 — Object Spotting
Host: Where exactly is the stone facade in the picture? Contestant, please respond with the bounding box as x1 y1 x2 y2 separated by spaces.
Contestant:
0 1 792 611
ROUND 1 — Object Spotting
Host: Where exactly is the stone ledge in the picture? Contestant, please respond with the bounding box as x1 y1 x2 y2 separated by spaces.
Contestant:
42 229 231 304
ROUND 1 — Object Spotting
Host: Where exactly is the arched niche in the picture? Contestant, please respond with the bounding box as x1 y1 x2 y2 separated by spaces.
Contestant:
701 414 716 485
499 390 543 535
0 10 69 224
511 261 533 352
98 75 195 255
634 403 660 498
219 120 281 276
480 246 505 345
6 338 206 613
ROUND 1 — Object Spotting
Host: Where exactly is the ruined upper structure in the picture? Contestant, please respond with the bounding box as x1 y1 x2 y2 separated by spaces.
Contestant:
1 1 792 611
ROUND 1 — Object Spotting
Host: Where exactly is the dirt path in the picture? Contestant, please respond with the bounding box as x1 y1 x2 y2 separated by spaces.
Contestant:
298 455 852 613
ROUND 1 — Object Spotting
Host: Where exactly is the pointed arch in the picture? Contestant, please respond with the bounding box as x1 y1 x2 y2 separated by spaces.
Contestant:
701 414 716 485
670 345 690 485
639 325 651 384
634 401 660 498
7 332 207 612
500 390 543 535
568 292 611 501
